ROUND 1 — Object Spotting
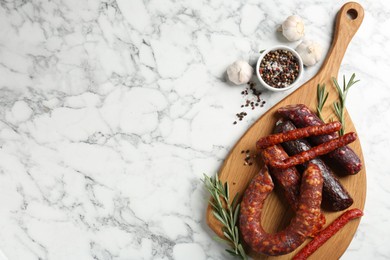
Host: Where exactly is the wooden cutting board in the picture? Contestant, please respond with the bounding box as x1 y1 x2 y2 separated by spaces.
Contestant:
206 2 366 259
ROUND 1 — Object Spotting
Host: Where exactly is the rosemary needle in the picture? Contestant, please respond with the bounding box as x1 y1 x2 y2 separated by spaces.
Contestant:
316 83 329 122
332 73 360 135
202 174 248 260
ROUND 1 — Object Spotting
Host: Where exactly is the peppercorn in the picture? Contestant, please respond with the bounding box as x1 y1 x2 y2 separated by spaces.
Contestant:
233 81 267 125
259 50 300 88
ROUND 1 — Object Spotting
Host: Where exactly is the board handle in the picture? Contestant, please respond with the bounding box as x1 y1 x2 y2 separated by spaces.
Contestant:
321 2 364 77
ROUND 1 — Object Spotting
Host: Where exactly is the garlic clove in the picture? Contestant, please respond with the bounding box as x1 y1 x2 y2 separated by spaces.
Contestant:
295 40 323 66
281 15 305 42
227 60 254 85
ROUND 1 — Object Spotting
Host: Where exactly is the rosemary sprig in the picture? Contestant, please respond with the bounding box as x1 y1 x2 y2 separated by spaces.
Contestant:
316 83 329 122
332 73 360 135
202 174 247 260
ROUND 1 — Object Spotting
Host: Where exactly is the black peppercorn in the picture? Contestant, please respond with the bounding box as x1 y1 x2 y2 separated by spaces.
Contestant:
259 50 300 88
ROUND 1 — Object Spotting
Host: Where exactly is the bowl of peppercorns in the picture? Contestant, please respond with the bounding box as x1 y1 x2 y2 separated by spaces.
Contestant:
256 46 304 92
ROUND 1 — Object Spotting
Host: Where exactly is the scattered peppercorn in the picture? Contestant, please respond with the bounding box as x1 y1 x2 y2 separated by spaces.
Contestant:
242 149 256 166
233 81 266 124
259 49 300 88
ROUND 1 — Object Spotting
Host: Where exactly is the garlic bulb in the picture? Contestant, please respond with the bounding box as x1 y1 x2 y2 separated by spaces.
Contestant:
295 40 323 66
226 60 254 85
280 15 305 41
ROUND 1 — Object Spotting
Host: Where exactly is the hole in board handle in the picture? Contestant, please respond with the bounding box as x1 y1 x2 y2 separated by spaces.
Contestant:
347 9 358 20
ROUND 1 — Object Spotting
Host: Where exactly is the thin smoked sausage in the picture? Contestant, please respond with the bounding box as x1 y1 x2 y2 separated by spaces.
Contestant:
256 121 341 149
262 133 357 169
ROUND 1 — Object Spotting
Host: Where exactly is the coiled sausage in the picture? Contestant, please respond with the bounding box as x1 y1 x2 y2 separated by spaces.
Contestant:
239 163 323 256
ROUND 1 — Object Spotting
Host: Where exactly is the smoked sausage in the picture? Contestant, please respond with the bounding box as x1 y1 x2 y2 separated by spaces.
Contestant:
261 145 301 211
277 104 362 174
262 133 357 169
256 121 341 149
293 208 364 260
239 163 323 256
274 119 353 211
261 145 326 234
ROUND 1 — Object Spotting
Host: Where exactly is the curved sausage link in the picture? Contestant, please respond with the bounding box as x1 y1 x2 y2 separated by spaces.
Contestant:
239 163 323 256
263 133 357 169
261 145 301 211
261 145 326 235
256 121 341 149
261 145 326 236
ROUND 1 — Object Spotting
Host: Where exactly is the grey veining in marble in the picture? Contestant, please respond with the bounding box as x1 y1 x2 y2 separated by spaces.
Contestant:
0 0 389 259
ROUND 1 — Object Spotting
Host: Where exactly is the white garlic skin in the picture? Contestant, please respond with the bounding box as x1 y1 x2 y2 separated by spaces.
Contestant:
226 60 254 85
295 40 323 66
281 15 305 41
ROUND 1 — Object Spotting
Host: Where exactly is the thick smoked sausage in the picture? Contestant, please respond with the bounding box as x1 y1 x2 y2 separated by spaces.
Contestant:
239 163 323 256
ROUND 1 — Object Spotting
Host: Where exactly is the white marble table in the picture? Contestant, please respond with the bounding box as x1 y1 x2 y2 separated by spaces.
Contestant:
0 0 389 259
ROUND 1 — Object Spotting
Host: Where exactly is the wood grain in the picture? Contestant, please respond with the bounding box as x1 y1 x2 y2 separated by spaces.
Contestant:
206 2 366 259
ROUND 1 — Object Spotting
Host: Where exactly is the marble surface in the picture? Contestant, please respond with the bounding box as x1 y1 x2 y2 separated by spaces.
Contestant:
0 0 389 259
